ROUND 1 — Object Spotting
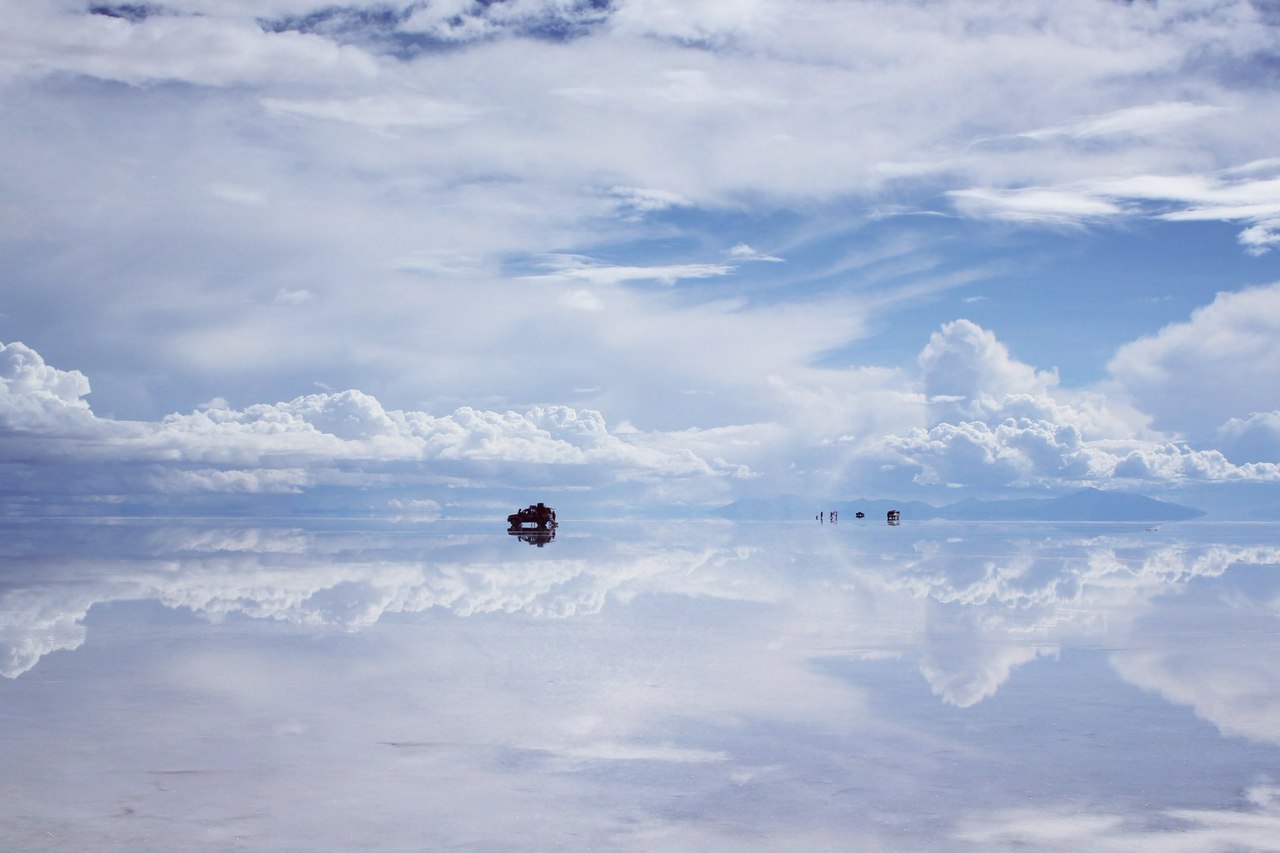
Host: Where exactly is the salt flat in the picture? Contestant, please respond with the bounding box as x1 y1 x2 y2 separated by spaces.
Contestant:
2 518 1278 851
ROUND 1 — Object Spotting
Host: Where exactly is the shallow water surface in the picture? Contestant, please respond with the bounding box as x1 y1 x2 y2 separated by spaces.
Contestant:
2 518 1279 850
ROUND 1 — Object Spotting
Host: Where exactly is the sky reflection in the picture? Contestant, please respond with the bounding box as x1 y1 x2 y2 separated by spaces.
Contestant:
2 519 1278 850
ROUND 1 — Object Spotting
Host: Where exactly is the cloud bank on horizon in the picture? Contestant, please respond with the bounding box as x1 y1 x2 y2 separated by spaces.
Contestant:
2 0 1280 513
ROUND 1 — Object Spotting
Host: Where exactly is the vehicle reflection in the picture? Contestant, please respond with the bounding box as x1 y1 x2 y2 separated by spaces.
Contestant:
510 528 556 547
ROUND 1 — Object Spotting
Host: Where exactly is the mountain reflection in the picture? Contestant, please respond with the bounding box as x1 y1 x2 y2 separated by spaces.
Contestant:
4 520 1278 731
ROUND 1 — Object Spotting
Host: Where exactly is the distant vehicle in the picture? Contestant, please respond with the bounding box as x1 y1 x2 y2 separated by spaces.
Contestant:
887 509 901 525
507 502 558 533
855 511 865 519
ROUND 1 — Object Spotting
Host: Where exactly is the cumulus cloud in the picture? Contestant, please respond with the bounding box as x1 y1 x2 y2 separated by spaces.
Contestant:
871 317 1280 489
883 419 1106 487
1217 411 1280 464
919 319 1058 422
158 392 743 475
1109 282 1280 440
0 341 95 433
884 419 1280 489
0 341 747 502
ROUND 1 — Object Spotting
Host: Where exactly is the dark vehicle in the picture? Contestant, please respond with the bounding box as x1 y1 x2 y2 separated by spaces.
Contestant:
507 502 558 533
887 509 901 525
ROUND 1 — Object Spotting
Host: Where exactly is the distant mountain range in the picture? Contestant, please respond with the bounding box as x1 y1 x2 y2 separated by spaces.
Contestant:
713 488 1205 522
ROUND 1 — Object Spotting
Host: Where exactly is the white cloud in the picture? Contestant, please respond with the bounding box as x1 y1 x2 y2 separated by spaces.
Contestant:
957 783 1280 852
919 319 1059 422
882 419 1104 487
1238 219 1280 255
143 466 313 495
886 419 1280 488
1016 101 1229 143
206 183 268 207
400 0 612 42
728 242 784 262
273 287 315 305
952 159 1280 249
948 187 1127 227
1109 282 1280 440
557 288 604 311
0 6 380 87
260 93 476 130
0 341 95 433
0 341 750 501
607 185 689 219
873 317 1280 489
523 254 736 287
609 0 781 44
1217 411 1280 464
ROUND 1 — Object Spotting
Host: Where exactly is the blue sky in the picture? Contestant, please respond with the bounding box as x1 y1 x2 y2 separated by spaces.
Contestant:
3 0 1280 515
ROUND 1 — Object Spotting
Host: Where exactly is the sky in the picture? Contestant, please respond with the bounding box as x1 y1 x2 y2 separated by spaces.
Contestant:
3 0 1280 516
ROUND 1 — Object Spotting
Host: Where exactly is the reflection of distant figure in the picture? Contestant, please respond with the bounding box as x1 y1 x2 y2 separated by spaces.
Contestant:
830 510 838 523
816 513 823 523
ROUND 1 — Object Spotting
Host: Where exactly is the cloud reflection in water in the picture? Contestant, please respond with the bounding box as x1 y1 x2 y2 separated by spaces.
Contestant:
1 519 1278 850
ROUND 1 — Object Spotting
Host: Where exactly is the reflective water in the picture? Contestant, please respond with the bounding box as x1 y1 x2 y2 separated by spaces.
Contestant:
2 518 1279 851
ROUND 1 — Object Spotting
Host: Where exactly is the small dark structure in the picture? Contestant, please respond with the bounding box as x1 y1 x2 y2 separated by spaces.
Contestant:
513 529 556 547
855 511 865 519
887 509 901 525
508 502 557 533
